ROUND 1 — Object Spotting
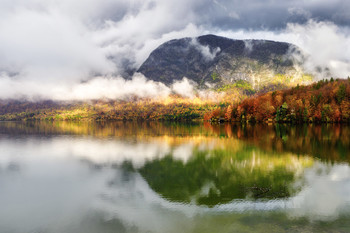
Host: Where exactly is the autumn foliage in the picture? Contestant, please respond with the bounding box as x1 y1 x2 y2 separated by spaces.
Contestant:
0 98 219 122
207 78 350 123
1 78 350 123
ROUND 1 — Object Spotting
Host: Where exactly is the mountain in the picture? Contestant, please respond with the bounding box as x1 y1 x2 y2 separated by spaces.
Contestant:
138 34 312 89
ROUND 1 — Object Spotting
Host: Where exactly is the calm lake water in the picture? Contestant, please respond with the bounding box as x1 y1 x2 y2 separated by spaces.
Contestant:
0 121 350 233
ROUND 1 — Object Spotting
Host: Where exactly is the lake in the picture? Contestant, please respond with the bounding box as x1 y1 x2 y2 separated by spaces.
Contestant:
0 121 349 233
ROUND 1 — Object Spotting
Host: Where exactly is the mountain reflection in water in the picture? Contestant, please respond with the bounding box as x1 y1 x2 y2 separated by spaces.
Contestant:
0 121 349 233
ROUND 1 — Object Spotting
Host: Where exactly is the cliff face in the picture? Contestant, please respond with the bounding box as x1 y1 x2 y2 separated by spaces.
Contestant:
138 34 310 89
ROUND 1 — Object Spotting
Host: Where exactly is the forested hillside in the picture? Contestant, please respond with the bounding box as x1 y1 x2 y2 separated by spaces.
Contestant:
1 78 349 123
206 78 350 123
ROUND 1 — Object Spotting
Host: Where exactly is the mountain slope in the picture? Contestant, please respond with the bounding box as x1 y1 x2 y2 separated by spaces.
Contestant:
138 34 311 89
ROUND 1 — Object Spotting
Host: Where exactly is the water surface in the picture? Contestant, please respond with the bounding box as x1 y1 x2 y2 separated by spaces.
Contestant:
0 122 349 233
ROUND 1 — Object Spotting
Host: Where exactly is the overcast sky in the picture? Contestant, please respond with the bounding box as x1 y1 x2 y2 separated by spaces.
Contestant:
0 0 349 99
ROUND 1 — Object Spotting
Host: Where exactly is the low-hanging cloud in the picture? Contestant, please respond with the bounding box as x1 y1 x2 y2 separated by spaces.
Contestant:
0 0 349 100
0 73 206 100
215 20 350 79
190 39 221 61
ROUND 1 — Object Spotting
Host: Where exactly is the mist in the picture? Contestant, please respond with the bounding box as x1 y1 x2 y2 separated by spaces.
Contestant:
216 20 350 79
0 0 349 100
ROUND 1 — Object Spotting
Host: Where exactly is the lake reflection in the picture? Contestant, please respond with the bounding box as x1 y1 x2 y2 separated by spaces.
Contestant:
0 122 349 233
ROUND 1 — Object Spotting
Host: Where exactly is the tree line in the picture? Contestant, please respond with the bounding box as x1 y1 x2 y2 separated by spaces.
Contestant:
205 78 350 123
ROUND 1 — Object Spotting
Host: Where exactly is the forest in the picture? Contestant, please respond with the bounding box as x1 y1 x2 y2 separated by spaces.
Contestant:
0 97 219 121
206 78 350 123
0 78 349 123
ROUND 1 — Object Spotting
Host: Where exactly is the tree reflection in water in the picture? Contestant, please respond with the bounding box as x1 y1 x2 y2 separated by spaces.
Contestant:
0 121 349 207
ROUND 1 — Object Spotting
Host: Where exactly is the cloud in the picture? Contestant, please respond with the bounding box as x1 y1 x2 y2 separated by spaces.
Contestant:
0 7 116 83
288 7 311 19
243 40 254 53
171 78 196 98
287 20 350 78
0 73 170 100
64 74 171 100
0 0 208 100
0 0 206 80
0 0 349 100
190 38 221 61
0 72 213 101
215 20 350 79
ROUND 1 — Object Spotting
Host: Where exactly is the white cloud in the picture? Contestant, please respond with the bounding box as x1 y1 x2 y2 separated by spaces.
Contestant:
286 20 350 78
215 20 350 79
0 0 207 100
0 73 165 100
0 72 212 100
171 78 196 98
0 7 116 83
0 0 349 100
190 38 221 61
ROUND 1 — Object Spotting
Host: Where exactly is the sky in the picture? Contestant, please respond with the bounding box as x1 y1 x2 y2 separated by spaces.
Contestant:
0 0 349 100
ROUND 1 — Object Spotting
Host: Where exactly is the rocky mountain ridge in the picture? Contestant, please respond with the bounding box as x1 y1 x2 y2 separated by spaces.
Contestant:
138 34 311 89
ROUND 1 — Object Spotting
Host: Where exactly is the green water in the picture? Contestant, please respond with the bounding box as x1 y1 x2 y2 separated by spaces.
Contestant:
0 121 349 233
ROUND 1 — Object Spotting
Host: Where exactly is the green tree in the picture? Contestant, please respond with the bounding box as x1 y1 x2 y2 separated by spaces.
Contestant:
336 84 346 104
